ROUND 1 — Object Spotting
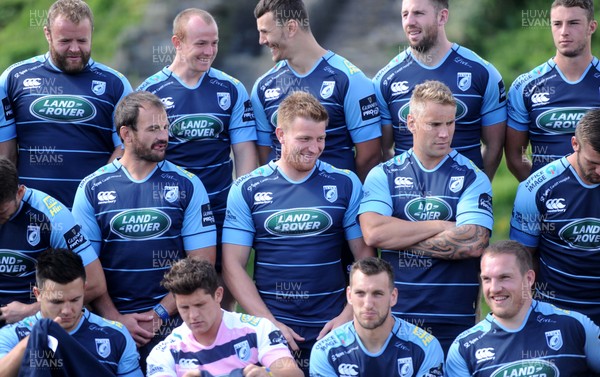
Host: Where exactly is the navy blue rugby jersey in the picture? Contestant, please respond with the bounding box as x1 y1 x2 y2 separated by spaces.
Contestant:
510 157 600 324
446 300 600 376
223 160 363 328
0 54 132 208
373 44 506 168
359 150 493 346
72 159 216 313
251 51 381 172
137 67 256 220
0 188 95 306
508 58 600 173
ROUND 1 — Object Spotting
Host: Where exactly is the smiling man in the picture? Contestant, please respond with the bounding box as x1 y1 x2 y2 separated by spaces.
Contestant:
0 0 132 209
146 258 301 377
506 0 599 181
446 240 600 376
72 91 216 368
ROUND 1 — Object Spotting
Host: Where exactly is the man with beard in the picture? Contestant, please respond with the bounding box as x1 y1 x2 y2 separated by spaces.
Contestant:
446 240 600 376
72 91 216 369
0 0 132 208
137 9 258 310
309 257 444 377
372 0 506 181
510 108 600 326
222 91 374 376
506 0 600 181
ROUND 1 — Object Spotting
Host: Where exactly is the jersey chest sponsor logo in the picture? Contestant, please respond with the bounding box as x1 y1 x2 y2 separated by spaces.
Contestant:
29 95 96 122
490 359 558 377
398 98 467 122
264 208 332 237
337 363 359 376
110 209 172 239
404 198 452 221
536 108 588 134
0 251 37 277
170 114 224 141
559 218 600 249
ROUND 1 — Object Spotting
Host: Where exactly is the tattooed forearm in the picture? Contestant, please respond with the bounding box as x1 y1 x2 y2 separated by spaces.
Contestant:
406 225 490 260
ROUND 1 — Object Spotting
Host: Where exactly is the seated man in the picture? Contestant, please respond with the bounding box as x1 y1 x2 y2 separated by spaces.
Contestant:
446 240 600 376
146 258 302 377
310 257 444 376
0 248 142 377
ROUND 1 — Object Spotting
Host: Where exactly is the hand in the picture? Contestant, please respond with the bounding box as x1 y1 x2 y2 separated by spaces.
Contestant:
243 365 272 376
273 320 304 351
0 301 40 325
317 308 351 340
139 309 164 334
116 312 155 347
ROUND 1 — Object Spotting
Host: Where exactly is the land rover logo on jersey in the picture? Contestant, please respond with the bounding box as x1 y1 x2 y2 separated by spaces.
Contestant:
397 357 414 377
217 92 231 110
91 80 106 95
559 218 600 250
95 338 111 358
399 99 467 122
490 359 558 377
234 340 251 361
0 251 37 277
265 208 332 237
27 225 41 246
457 72 472 91
323 185 338 203
405 198 452 221
110 209 171 240
536 108 588 134
270 111 278 127
545 330 563 351
30 95 96 122
320 81 335 99
170 115 224 141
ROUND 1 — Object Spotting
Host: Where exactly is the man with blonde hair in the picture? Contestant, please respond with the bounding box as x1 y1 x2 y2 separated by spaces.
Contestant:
359 80 493 353
223 91 374 375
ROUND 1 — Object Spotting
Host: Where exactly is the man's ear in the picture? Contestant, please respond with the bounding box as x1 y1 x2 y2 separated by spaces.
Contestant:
275 126 285 144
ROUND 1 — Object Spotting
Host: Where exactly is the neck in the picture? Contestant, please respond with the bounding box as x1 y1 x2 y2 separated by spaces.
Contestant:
411 149 448 170
169 58 205 86
275 160 315 181
119 154 158 181
494 298 532 330
411 38 452 67
286 34 327 75
193 311 223 345
554 51 593 81
354 315 395 353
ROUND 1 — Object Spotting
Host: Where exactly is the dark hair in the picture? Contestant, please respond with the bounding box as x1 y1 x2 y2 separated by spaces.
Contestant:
428 0 449 11
161 258 219 297
552 0 594 21
36 248 86 289
349 257 395 291
482 240 533 275
254 0 310 31
0 157 18 204
114 91 165 139
575 108 600 152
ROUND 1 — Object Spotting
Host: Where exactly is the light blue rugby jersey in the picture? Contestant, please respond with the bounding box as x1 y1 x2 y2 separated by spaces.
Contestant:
0 54 132 208
137 67 256 221
510 157 600 324
0 308 142 376
310 317 444 377
251 51 381 172
373 44 506 169
507 58 600 174
222 160 363 328
72 159 216 313
446 300 600 377
0 188 96 306
359 150 493 347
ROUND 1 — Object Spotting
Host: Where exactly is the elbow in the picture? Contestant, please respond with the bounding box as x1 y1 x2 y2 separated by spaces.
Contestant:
361 227 385 248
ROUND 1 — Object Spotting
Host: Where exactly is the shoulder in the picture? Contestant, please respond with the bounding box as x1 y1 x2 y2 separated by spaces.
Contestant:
452 44 497 71
324 52 367 79
137 69 170 91
313 321 354 354
232 163 277 187
511 60 554 91
78 162 119 189
519 157 569 194
208 68 245 89
452 317 492 350
254 61 287 87
88 60 129 81
159 161 199 183
1 55 46 78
